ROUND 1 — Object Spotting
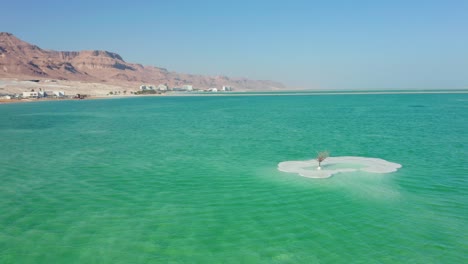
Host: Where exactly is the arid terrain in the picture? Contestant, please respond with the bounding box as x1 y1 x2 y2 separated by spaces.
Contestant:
0 32 285 95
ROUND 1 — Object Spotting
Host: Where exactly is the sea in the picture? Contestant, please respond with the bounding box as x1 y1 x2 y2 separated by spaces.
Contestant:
0 92 467 263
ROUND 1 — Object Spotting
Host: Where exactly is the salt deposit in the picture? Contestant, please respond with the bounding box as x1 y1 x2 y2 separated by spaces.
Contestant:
278 156 402 178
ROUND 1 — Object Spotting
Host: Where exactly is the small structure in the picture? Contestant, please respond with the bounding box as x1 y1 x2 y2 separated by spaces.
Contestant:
209 88 218 92
0 95 11 100
222 86 233 91
74 94 88 99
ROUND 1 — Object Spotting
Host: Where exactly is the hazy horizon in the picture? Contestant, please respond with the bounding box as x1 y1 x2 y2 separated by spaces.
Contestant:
2 0 467 90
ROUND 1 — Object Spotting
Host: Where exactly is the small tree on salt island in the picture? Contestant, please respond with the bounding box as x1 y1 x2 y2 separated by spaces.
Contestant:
316 151 329 170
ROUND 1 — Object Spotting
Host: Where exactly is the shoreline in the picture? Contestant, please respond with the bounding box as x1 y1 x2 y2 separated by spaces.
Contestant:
1 90 468 105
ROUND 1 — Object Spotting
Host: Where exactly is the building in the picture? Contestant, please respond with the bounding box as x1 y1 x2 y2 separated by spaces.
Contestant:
140 85 155 91
209 88 218 92
22 92 39 98
44 91 65 97
157 84 168 91
222 86 233 91
54 91 65 97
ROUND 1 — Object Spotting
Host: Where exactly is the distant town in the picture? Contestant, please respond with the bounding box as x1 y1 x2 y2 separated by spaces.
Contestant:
136 84 233 94
0 80 234 102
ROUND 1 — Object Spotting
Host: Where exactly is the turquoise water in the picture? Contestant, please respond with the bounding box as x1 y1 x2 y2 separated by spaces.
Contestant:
1 94 467 263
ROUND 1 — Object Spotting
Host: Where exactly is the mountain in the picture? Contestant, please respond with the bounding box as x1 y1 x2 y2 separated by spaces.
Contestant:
0 32 285 91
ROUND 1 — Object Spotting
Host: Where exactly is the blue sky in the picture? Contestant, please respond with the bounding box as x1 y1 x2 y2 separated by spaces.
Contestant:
2 0 468 89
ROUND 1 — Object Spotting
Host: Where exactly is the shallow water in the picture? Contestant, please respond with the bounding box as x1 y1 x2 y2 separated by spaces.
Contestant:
1 94 467 263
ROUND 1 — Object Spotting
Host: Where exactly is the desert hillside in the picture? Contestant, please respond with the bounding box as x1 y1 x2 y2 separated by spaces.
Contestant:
0 32 285 92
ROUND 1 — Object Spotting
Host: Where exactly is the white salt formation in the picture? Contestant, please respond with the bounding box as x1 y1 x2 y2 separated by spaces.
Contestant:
278 156 402 178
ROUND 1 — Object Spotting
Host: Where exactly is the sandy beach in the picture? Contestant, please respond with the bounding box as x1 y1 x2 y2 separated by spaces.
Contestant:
0 79 135 96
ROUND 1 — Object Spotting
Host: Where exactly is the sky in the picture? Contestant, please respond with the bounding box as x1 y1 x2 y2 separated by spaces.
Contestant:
2 0 468 89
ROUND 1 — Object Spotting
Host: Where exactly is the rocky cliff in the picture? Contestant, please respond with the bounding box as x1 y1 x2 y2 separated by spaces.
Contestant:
0 32 285 91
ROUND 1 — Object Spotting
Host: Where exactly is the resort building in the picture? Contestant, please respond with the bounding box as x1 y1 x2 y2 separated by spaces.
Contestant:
22 92 39 98
172 85 194 91
44 91 65 97
222 86 233 91
157 84 168 91
140 85 155 91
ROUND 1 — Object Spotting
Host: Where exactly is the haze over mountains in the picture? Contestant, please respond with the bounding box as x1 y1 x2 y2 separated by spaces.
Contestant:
0 32 285 91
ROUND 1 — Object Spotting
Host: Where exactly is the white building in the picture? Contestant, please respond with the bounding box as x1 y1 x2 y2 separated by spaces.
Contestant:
209 88 218 92
157 84 168 91
44 91 65 97
222 86 233 91
22 92 39 98
0 95 11 100
140 85 155 91
54 91 65 97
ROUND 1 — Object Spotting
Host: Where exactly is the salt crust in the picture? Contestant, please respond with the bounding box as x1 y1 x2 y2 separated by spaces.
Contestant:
278 156 402 178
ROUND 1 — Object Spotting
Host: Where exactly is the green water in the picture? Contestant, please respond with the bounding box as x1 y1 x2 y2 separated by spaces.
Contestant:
1 94 467 263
